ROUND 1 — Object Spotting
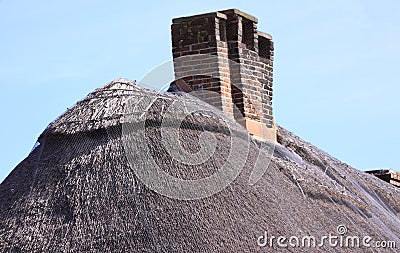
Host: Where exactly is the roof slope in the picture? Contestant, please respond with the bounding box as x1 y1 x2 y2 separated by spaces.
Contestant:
1 79 399 252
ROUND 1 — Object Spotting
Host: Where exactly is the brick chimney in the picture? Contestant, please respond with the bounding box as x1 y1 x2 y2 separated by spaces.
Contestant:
170 9 276 142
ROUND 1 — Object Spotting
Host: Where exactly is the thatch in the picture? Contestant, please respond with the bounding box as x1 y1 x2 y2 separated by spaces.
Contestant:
1 78 399 252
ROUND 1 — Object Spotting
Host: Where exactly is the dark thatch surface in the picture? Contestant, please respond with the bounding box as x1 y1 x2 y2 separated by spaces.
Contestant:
1 79 399 252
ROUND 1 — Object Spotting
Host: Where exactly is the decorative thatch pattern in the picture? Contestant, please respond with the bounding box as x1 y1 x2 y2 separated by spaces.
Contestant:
1 79 399 252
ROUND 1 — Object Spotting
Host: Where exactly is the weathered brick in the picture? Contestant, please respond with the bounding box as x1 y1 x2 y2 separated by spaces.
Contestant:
171 9 275 140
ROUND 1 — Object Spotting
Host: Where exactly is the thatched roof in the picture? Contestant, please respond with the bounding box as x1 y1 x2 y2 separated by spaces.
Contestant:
1 79 399 252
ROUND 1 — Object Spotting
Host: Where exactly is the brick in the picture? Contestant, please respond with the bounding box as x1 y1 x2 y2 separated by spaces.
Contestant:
191 43 207 50
171 9 275 139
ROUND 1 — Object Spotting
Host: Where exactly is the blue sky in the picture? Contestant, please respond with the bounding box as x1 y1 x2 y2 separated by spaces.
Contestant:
1 0 399 182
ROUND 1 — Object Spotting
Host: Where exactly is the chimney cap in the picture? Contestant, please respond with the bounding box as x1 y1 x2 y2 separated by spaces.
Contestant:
257 31 273 40
221 9 258 23
172 11 227 24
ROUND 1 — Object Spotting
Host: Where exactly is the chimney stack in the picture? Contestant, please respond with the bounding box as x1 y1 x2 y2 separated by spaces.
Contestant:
170 9 276 142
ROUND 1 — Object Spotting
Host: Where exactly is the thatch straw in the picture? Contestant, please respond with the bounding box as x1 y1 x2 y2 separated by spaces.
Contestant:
1 79 399 252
